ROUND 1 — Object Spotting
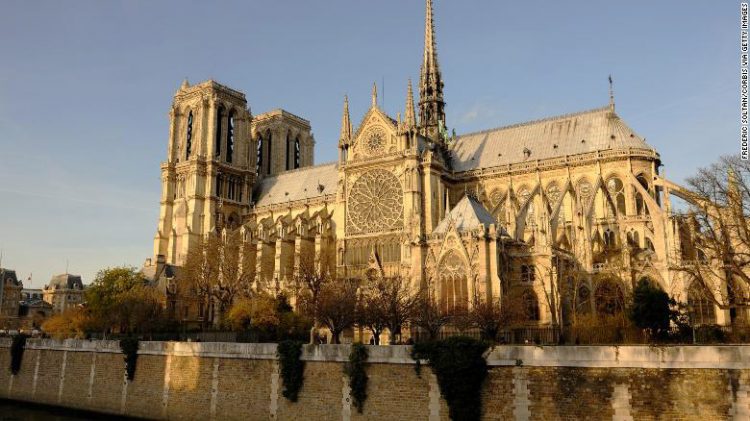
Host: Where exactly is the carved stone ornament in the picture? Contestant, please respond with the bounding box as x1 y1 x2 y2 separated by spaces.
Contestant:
363 127 387 156
346 168 404 234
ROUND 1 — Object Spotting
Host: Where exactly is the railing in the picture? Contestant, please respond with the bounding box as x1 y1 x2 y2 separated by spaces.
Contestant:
337 263 404 279
498 327 560 345
410 326 561 345
592 263 616 273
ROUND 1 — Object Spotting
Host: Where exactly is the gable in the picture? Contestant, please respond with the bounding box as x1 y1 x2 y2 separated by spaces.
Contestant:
350 107 399 161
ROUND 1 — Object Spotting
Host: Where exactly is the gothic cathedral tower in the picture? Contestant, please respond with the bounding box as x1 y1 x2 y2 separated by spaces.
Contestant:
153 80 254 265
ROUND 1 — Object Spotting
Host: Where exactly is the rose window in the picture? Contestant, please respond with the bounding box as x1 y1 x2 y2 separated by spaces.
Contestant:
347 169 403 234
363 128 386 156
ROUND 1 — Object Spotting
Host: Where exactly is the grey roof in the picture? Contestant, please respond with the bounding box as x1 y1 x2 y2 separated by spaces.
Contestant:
141 263 179 284
0 269 20 287
141 262 180 294
253 163 339 207
47 274 83 290
450 106 654 172
433 196 500 234
20 299 52 309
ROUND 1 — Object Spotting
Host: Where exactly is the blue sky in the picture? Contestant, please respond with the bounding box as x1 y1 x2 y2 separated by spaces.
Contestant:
0 1 736 287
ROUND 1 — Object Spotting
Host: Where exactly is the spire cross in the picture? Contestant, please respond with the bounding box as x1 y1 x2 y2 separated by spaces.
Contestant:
608 74 615 112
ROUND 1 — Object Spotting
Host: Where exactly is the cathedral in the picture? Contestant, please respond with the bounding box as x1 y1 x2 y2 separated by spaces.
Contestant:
150 1 734 329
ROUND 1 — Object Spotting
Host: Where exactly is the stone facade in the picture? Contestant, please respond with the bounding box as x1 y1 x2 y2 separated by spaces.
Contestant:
151 0 742 328
1 339 749 420
0 268 22 329
43 274 85 315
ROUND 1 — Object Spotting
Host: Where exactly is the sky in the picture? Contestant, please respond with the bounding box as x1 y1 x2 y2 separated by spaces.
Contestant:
0 1 737 288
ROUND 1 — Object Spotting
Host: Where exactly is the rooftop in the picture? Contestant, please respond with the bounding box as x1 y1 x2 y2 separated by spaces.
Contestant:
450 106 655 172
253 163 339 208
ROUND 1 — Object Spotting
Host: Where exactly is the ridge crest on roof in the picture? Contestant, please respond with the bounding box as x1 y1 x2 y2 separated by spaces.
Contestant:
257 162 338 181
455 105 612 139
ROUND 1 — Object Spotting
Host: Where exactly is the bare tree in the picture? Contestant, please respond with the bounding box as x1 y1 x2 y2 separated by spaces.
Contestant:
675 155 750 323
448 305 475 334
356 283 388 345
410 287 451 341
293 259 332 343
316 278 359 344
179 230 254 327
470 299 504 341
371 276 418 345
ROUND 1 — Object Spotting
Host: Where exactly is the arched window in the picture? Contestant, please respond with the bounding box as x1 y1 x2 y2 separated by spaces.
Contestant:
635 174 651 216
606 177 626 216
635 193 647 216
594 279 625 316
488 189 505 225
518 187 534 228
522 289 540 321
285 132 291 171
577 179 593 209
576 285 591 314
687 283 717 326
602 230 616 249
636 174 650 192
439 251 468 312
521 264 536 283
226 110 235 163
294 137 301 169
266 131 272 175
256 135 263 175
215 106 224 157
185 111 193 160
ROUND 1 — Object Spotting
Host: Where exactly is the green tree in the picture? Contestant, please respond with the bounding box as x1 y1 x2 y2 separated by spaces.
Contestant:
84 267 145 334
224 293 311 342
629 279 673 336
81 266 168 336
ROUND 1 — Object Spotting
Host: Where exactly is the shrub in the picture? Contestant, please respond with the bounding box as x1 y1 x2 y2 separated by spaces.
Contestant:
41 308 91 340
277 340 305 402
10 334 27 375
119 337 139 381
411 336 489 421
344 344 369 413
629 279 674 339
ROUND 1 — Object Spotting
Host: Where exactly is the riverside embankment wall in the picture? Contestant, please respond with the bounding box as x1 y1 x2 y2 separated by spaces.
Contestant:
0 339 749 420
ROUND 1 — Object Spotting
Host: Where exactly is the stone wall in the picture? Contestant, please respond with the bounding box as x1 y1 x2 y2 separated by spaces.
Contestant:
0 339 749 420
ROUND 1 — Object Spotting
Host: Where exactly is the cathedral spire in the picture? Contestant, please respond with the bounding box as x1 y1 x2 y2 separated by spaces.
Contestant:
419 0 446 142
608 74 615 113
340 95 352 145
423 0 439 76
371 82 378 108
405 79 416 128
